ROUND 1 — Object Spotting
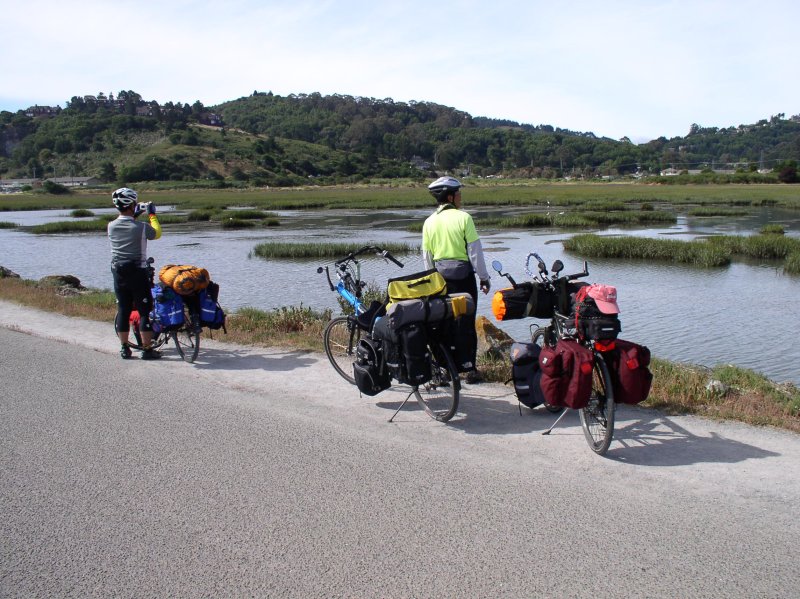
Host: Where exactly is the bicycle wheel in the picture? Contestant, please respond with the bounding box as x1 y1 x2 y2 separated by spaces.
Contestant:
414 341 460 422
323 316 362 385
579 355 616 455
173 310 201 363
531 326 564 414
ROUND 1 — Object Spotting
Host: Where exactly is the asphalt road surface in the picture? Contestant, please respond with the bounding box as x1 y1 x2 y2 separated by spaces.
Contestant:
1 300 799 598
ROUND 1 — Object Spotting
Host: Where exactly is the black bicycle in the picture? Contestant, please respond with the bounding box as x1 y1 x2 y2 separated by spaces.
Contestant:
318 246 462 422
493 253 618 455
118 257 203 363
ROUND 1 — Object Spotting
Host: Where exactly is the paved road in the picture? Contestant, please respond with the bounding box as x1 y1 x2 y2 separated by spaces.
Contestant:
1 300 799 598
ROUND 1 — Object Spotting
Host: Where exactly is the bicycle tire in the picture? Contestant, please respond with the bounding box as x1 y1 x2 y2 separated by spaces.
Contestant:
530 326 564 414
413 341 460 422
324 316 362 385
579 355 616 455
173 310 201 363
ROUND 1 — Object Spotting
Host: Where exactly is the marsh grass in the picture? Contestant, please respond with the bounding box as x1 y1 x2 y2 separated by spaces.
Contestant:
70 209 95 217
760 224 785 235
476 209 676 230
252 241 417 259
705 233 800 260
563 234 731 267
784 251 800 275
0 221 18 228
28 219 110 233
687 207 749 217
221 218 256 229
2 276 798 432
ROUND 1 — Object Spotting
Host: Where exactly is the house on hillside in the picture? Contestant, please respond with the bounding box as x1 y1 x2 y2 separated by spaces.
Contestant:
45 177 100 187
0 178 39 192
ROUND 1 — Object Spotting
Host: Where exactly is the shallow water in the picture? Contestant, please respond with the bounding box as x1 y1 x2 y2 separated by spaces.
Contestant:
1 206 798 385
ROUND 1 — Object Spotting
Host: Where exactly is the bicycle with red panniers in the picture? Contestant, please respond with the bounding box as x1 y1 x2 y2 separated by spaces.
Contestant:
492 252 652 455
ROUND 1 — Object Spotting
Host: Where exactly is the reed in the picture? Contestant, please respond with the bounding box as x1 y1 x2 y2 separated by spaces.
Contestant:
706 234 800 259
760 224 785 235
0 221 17 229
785 251 800 275
687 207 749 217
70 209 95 217
251 241 417 259
563 234 731 267
220 218 256 229
27 219 109 234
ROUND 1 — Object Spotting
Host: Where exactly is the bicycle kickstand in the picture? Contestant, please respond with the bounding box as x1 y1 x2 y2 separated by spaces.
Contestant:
542 409 570 435
388 389 417 423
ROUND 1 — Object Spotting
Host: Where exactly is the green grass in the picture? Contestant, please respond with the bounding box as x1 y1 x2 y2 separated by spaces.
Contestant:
251 241 418 259
760 224 786 235
4 181 800 213
784 251 800 275
27 219 110 234
70 209 96 217
0 221 18 228
563 234 731 267
705 234 800 259
687 207 749 217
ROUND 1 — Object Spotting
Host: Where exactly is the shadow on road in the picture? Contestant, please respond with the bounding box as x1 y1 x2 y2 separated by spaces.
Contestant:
605 412 781 465
184 347 317 372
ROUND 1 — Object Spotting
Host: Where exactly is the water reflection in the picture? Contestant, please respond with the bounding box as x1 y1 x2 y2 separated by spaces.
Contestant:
1 206 798 385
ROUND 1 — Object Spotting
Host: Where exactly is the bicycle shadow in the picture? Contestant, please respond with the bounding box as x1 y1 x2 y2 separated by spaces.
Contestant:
183 347 317 372
603 409 780 466
376 384 559 434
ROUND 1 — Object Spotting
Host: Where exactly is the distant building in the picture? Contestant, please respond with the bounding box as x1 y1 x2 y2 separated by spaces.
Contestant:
45 177 100 187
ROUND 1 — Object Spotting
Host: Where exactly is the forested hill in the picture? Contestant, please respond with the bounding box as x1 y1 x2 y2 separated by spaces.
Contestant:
1 89 799 186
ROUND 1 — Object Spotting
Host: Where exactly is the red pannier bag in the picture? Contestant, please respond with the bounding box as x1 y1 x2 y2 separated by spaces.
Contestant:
607 339 653 405
538 339 594 409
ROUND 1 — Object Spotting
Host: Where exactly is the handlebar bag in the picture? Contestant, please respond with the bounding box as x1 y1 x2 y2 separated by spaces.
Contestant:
510 342 545 408
539 339 594 409
151 284 185 330
557 279 590 316
386 269 447 306
492 282 555 321
606 339 653 404
159 264 211 296
353 337 391 396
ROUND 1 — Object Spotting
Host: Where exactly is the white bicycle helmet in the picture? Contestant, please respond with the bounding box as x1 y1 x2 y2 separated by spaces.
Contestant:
112 187 138 210
428 176 463 202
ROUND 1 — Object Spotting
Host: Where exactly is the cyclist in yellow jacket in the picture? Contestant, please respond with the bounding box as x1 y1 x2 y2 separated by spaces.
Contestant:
422 176 490 383
108 187 162 360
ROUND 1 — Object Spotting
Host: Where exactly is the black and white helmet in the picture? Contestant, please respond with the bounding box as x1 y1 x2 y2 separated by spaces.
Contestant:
112 187 138 210
428 176 463 203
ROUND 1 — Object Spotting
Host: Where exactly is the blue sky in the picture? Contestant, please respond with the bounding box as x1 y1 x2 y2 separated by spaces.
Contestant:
2 0 798 143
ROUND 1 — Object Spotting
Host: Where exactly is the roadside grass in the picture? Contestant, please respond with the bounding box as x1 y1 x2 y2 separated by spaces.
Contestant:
1 275 798 433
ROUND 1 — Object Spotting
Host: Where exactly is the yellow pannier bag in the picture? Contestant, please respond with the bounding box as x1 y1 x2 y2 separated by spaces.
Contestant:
386 269 447 307
159 264 211 296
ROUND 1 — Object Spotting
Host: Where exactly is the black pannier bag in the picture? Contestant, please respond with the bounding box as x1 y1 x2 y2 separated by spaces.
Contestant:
398 323 432 385
510 342 545 408
491 282 555 321
353 337 391 396
371 317 432 386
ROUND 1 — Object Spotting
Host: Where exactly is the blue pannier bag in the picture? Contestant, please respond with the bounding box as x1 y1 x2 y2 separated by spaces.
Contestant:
151 284 185 330
198 283 226 331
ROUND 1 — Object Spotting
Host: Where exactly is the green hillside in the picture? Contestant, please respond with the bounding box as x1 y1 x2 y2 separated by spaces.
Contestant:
1 90 798 187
